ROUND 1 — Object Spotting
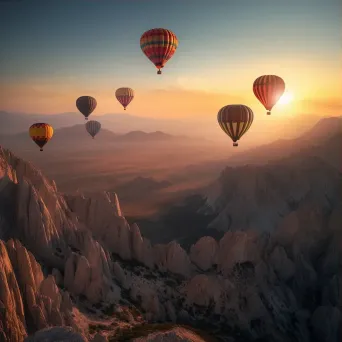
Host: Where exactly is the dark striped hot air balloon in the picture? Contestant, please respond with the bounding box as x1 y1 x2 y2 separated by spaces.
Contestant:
29 123 54 151
76 96 97 120
253 75 285 115
140 28 178 75
217 105 254 147
85 120 101 139
115 87 134 110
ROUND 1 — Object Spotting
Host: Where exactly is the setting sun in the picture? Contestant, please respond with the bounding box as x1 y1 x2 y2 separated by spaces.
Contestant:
278 92 294 105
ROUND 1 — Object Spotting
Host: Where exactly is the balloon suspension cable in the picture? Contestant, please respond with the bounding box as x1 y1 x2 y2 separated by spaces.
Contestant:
92 137 94 140
157 69 162 75
233 142 238 147
267 111 271 115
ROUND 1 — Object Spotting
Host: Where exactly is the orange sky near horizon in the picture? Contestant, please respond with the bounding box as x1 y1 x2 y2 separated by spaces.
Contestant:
1 53 340 120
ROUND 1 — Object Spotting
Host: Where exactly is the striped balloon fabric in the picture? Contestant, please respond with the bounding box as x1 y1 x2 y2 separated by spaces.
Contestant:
76 96 97 120
29 123 54 151
85 120 101 139
140 28 178 74
253 75 285 115
115 87 134 110
217 105 254 147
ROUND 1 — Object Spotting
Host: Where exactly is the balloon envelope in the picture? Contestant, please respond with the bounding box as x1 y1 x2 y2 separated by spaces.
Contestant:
115 87 134 110
29 123 54 151
76 96 97 120
85 120 101 139
217 105 254 146
253 75 285 115
140 28 178 74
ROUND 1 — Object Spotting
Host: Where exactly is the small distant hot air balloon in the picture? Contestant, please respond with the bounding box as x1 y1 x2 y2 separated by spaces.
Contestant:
140 28 178 74
253 75 285 115
76 96 97 120
217 105 254 147
85 120 101 139
29 123 54 151
115 87 134 110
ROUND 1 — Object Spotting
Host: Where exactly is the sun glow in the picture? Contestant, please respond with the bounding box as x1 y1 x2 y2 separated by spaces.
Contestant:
278 92 294 105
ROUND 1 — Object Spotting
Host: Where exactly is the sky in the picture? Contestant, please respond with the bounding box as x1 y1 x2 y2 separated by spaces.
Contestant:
0 0 341 130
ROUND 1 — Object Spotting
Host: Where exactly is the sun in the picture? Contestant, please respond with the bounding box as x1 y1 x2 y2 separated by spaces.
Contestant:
278 92 294 105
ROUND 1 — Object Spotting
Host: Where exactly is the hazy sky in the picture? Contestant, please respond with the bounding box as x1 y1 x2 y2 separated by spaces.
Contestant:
1 0 341 123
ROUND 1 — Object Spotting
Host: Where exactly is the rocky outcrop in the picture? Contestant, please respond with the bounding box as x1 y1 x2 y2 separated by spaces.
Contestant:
189 236 218 271
1 144 341 342
132 327 207 341
0 239 75 341
205 155 341 233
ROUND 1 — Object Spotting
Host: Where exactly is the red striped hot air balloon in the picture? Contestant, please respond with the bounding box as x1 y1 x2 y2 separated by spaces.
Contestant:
76 96 97 120
29 123 54 151
217 105 254 147
115 87 134 110
140 28 178 74
253 75 285 115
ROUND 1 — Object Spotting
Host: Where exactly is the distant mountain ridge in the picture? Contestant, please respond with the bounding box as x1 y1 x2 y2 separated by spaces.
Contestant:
227 116 342 167
0 124 187 149
0 110 212 137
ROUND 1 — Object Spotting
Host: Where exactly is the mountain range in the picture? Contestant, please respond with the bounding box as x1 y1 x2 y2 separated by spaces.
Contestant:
0 111 215 138
0 124 183 150
0 116 341 341
226 116 342 169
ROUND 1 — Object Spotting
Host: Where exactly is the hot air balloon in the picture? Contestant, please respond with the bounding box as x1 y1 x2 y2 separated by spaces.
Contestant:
140 28 178 74
29 123 54 151
85 120 101 139
76 96 97 120
253 75 285 115
217 105 254 147
115 87 134 110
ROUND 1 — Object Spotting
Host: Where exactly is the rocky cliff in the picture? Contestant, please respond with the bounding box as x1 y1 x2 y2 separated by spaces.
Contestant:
0 145 341 342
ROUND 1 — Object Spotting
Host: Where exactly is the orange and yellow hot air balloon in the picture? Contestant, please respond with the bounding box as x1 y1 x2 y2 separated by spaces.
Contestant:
217 105 254 147
140 28 178 75
253 75 285 115
29 123 54 151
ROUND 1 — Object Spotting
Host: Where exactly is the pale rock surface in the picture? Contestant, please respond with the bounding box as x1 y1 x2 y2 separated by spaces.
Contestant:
133 327 207 341
131 223 154 268
0 239 76 341
154 242 192 277
189 236 218 271
217 231 260 276
182 274 221 307
0 241 26 342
